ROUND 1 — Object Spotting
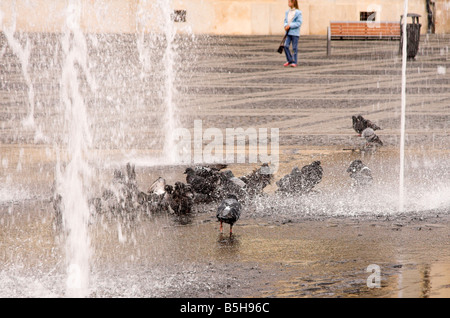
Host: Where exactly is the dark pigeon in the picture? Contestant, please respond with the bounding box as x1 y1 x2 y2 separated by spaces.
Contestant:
216 194 241 235
166 182 194 215
352 115 381 136
184 167 221 203
190 164 228 179
239 163 274 197
276 166 303 193
299 161 323 193
276 161 323 194
213 170 248 201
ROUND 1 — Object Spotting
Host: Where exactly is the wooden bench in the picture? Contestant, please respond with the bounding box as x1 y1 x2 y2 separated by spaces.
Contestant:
327 21 401 55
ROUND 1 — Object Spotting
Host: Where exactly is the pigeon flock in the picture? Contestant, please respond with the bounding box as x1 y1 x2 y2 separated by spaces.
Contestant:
52 115 382 235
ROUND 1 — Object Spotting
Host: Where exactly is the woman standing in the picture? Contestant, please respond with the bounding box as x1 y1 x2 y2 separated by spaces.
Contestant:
283 0 303 67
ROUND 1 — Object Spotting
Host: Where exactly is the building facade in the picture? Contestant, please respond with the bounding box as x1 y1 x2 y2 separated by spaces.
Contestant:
1 0 449 35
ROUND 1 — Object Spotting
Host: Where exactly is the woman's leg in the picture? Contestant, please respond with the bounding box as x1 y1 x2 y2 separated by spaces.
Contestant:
291 36 299 65
284 35 293 64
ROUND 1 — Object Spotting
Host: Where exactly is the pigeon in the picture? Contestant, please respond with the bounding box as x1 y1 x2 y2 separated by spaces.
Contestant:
347 160 373 187
192 164 228 178
239 163 274 196
216 194 241 235
138 177 170 212
299 160 323 193
361 128 383 150
166 182 194 215
98 162 141 218
213 170 248 201
276 166 303 193
148 177 166 195
352 115 381 136
184 166 221 203
276 161 323 194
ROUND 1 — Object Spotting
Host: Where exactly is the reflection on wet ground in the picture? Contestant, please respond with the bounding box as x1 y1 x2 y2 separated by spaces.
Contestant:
1 199 449 298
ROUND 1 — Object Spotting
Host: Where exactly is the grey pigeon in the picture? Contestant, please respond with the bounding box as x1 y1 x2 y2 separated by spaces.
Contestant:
347 160 373 187
362 128 383 148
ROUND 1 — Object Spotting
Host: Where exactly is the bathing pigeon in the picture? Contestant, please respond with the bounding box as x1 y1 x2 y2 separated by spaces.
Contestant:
276 166 303 193
147 176 166 195
299 160 323 193
138 177 170 212
216 194 241 235
239 163 274 196
166 181 194 215
276 161 323 194
213 170 248 201
191 164 228 179
184 167 221 203
99 162 142 218
347 159 373 187
352 115 381 136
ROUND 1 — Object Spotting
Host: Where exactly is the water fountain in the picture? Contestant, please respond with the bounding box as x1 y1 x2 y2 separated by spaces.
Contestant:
399 0 408 213
0 0 193 297
0 0 449 298
58 0 95 297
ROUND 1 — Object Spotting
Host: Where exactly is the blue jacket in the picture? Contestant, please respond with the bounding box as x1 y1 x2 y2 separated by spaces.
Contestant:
284 9 303 36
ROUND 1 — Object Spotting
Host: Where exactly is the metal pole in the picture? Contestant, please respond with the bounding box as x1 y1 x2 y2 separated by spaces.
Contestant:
327 26 331 56
399 0 409 212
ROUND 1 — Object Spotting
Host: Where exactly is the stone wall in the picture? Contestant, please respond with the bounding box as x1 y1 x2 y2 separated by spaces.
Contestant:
0 0 447 35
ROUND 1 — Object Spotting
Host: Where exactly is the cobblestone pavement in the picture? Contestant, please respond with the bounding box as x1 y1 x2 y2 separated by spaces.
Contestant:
178 34 450 149
1 33 449 150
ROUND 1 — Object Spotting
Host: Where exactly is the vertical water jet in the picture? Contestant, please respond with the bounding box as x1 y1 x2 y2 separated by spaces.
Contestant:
399 0 409 212
57 0 96 297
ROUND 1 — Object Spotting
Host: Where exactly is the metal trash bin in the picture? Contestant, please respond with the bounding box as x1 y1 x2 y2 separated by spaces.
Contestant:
399 13 421 60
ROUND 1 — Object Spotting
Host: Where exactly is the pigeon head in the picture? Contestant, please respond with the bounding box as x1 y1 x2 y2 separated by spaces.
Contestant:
347 160 365 173
184 167 195 175
362 127 375 138
291 166 301 174
259 163 270 173
164 185 173 194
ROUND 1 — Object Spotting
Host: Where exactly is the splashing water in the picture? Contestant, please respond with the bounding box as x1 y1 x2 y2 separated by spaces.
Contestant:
57 0 97 297
0 5 35 129
135 0 184 165
159 0 178 163
399 0 409 212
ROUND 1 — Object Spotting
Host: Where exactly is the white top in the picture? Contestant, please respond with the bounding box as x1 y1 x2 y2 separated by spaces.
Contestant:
287 8 296 25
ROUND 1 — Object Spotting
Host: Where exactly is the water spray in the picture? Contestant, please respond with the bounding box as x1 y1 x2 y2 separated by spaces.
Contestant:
399 0 409 212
